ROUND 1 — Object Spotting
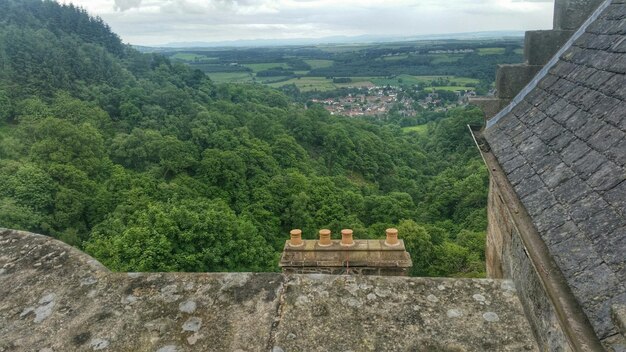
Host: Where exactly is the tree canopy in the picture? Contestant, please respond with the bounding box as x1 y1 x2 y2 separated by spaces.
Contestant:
0 0 488 276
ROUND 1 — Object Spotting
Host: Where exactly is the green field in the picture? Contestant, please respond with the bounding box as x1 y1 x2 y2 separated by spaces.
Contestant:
514 48 524 55
335 79 375 88
171 52 209 61
304 59 334 69
426 86 474 92
257 76 293 84
268 76 375 91
477 47 506 55
243 62 291 72
366 75 478 87
207 72 254 83
430 54 464 64
382 54 409 61
315 44 371 53
265 74 478 91
267 77 336 91
402 124 429 134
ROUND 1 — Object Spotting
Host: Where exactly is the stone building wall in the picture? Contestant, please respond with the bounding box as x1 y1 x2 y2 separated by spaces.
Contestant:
487 178 573 351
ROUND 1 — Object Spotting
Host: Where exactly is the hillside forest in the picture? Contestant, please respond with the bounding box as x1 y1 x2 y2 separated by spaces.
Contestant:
0 0 491 277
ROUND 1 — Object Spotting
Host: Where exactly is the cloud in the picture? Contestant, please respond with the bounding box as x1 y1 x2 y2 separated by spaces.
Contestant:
63 0 554 45
114 0 142 11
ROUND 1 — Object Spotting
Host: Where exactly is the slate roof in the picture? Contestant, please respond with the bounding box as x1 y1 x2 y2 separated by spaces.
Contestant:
484 0 626 340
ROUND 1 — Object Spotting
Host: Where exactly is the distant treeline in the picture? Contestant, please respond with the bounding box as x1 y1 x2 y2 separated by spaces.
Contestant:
305 46 522 82
164 40 522 83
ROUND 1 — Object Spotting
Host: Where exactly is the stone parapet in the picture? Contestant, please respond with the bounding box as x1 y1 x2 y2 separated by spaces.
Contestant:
468 97 511 120
0 228 538 351
495 64 543 99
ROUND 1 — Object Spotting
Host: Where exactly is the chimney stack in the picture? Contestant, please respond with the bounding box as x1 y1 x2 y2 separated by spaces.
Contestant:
289 229 303 247
318 229 332 246
280 227 412 276
341 229 354 246
385 228 399 247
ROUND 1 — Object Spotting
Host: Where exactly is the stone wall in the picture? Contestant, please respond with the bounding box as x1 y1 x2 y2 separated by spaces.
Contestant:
487 178 573 351
0 228 538 351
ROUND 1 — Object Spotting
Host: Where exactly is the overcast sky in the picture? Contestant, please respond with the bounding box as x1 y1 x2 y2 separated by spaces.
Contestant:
60 0 555 46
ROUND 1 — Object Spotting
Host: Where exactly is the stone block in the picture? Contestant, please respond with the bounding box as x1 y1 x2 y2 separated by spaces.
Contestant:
496 64 543 99
613 304 626 337
554 0 604 30
468 97 510 120
525 30 575 65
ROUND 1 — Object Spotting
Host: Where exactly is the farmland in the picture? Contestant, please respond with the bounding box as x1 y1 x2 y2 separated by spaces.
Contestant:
243 62 291 71
260 75 481 92
477 47 506 55
160 37 524 97
304 59 334 69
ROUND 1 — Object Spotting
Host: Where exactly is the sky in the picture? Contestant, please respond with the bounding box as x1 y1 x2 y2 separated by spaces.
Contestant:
60 0 555 46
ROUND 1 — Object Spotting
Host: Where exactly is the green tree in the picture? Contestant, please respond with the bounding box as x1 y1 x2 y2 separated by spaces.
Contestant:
397 220 434 276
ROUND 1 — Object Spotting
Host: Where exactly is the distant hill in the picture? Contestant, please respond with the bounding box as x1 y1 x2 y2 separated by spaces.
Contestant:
146 31 525 50
0 0 125 56
0 0 129 96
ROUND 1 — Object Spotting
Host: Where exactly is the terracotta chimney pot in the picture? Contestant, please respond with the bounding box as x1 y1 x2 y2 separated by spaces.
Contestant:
385 228 399 246
289 229 303 247
341 229 355 246
318 229 332 246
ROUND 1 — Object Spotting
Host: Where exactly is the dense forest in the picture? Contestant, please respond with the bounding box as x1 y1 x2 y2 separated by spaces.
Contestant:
0 0 488 277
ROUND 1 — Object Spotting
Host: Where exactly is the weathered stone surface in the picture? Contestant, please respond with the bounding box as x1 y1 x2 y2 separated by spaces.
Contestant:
0 229 539 351
554 0 604 30
485 182 574 351
496 64 543 99
469 97 511 120
274 275 537 352
0 230 283 352
525 30 575 65
614 304 626 336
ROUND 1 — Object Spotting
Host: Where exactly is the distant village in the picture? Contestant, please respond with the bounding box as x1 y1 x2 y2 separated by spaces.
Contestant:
310 86 477 117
